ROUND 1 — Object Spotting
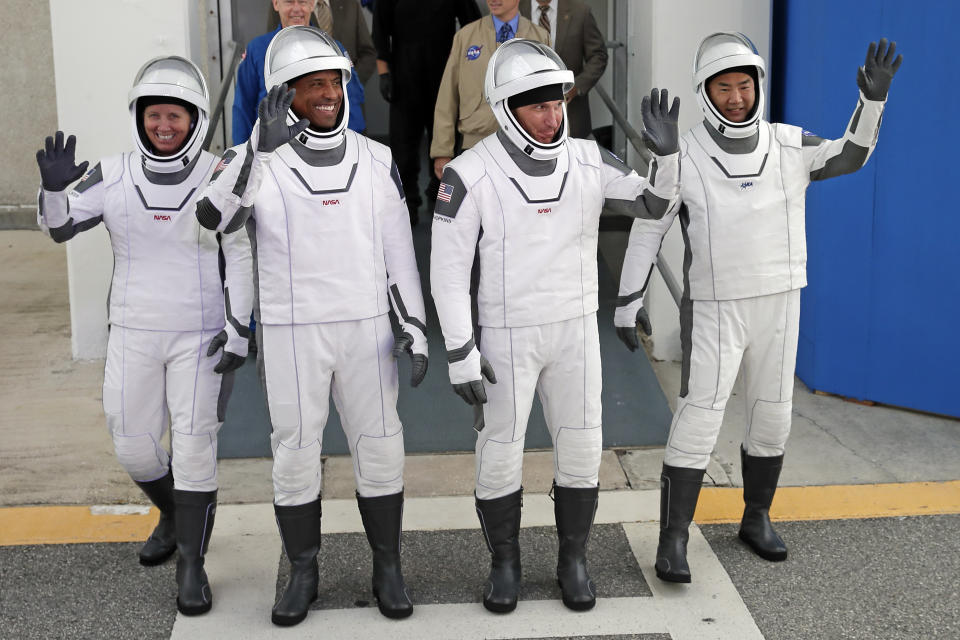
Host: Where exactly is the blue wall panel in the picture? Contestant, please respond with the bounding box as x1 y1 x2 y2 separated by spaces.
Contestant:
779 0 960 416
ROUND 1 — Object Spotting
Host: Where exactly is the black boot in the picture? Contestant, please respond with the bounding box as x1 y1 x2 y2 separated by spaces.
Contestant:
174 489 217 615
357 491 413 619
475 488 523 613
655 465 704 583
739 448 788 561
272 500 322 626
553 483 599 611
135 471 176 566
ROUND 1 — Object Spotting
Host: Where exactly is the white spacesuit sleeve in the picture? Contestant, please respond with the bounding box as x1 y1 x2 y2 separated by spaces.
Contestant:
614 205 679 328
37 162 105 242
599 147 680 220
803 91 885 182
196 124 273 234
219 226 254 357
430 165 483 384
380 159 428 357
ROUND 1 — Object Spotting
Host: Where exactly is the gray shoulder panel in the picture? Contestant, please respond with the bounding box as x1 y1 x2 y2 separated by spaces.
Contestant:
434 167 469 219
389 161 405 200
73 162 103 194
600 147 631 176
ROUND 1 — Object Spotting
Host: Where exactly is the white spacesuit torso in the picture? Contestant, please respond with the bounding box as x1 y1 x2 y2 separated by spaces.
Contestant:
40 150 248 332
680 121 810 300
250 130 407 325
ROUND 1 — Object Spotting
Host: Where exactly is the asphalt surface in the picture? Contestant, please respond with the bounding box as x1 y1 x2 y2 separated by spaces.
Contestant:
3 515 958 639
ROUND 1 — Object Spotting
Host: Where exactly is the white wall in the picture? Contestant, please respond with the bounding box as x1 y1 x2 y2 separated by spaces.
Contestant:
49 0 196 358
624 0 771 361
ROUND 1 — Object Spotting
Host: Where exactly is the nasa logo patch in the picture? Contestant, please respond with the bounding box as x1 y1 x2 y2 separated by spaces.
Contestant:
466 45 483 61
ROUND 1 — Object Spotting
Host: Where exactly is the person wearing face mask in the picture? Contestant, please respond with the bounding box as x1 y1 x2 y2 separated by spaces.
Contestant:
430 38 681 614
615 33 902 584
34 56 254 616
196 26 427 627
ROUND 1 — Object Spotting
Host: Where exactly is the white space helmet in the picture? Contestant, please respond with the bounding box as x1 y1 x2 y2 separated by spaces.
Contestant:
693 32 766 139
128 56 209 173
265 26 353 150
484 39 574 160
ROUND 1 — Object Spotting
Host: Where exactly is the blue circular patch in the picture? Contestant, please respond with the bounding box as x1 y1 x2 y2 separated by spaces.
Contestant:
466 45 482 61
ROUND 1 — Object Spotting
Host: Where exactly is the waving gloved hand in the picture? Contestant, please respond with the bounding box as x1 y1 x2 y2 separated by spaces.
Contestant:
393 331 428 387
207 325 248 374
615 306 652 353
856 38 902 101
257 84 310 153
640 88 681 156
36 131 89 192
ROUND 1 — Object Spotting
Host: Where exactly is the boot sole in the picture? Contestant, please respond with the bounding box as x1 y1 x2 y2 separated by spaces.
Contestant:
655 567 691 583
271 593 318 627
373 588 413 619
139 546 176 567
483 599 518 614
738 531 787 561
177 598 212 616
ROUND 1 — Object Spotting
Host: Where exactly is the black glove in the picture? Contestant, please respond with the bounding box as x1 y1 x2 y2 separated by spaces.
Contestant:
452 355 497 406
257 84 310 153
36 131 89 192
616 307 652 352
207 330 246 374
379 73 392 103
640 88 680 156
856 38 902 101
392 331 428 387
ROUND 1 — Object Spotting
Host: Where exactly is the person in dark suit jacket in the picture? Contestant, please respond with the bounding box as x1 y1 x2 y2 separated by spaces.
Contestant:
373 0 481 224
520 0 607 138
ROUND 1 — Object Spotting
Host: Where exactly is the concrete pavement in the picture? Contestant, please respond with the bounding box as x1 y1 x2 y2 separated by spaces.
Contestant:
2 228 959 639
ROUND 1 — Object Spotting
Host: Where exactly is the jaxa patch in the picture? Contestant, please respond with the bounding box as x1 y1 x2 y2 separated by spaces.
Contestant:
466 45 483 60
739 180 755 191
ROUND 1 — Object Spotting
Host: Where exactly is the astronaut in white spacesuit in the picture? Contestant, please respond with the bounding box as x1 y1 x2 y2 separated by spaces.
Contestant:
196 26 427 626
35 56 253 615
430 38 681 613
615 34 901 583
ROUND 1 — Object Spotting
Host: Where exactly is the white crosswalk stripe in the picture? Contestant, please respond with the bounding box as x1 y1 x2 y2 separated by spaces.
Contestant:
171 492 763 639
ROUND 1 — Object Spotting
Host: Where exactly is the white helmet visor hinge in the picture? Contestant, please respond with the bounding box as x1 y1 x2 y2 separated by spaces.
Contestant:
264 26 353 148
484 39 575 161
693 32 766 139
129 56 210 173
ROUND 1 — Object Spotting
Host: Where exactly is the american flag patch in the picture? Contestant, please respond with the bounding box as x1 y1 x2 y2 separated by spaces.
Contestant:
437 182 455 203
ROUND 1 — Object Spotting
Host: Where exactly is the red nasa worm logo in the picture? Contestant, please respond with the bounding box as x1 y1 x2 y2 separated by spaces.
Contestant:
323 199 340 206
537 207 552 215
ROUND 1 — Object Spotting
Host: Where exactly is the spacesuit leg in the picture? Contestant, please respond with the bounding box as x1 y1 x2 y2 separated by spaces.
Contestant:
663 299 747 470
738 289 800 561
103 326 170 482
475 325 543 500
331 315 405 499
331 315 411 618
167 329 228 493
657 299 746 582
261 323 334 507
537 314 602 610
474 325 544 613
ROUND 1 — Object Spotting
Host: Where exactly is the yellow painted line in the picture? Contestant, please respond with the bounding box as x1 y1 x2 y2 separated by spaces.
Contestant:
2 481 959 546
0 506 158 546
695 480 960 524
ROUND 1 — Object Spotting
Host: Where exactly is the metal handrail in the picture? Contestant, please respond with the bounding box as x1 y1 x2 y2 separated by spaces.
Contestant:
204 41 244 151
593 85 681 307
594 85 652 169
